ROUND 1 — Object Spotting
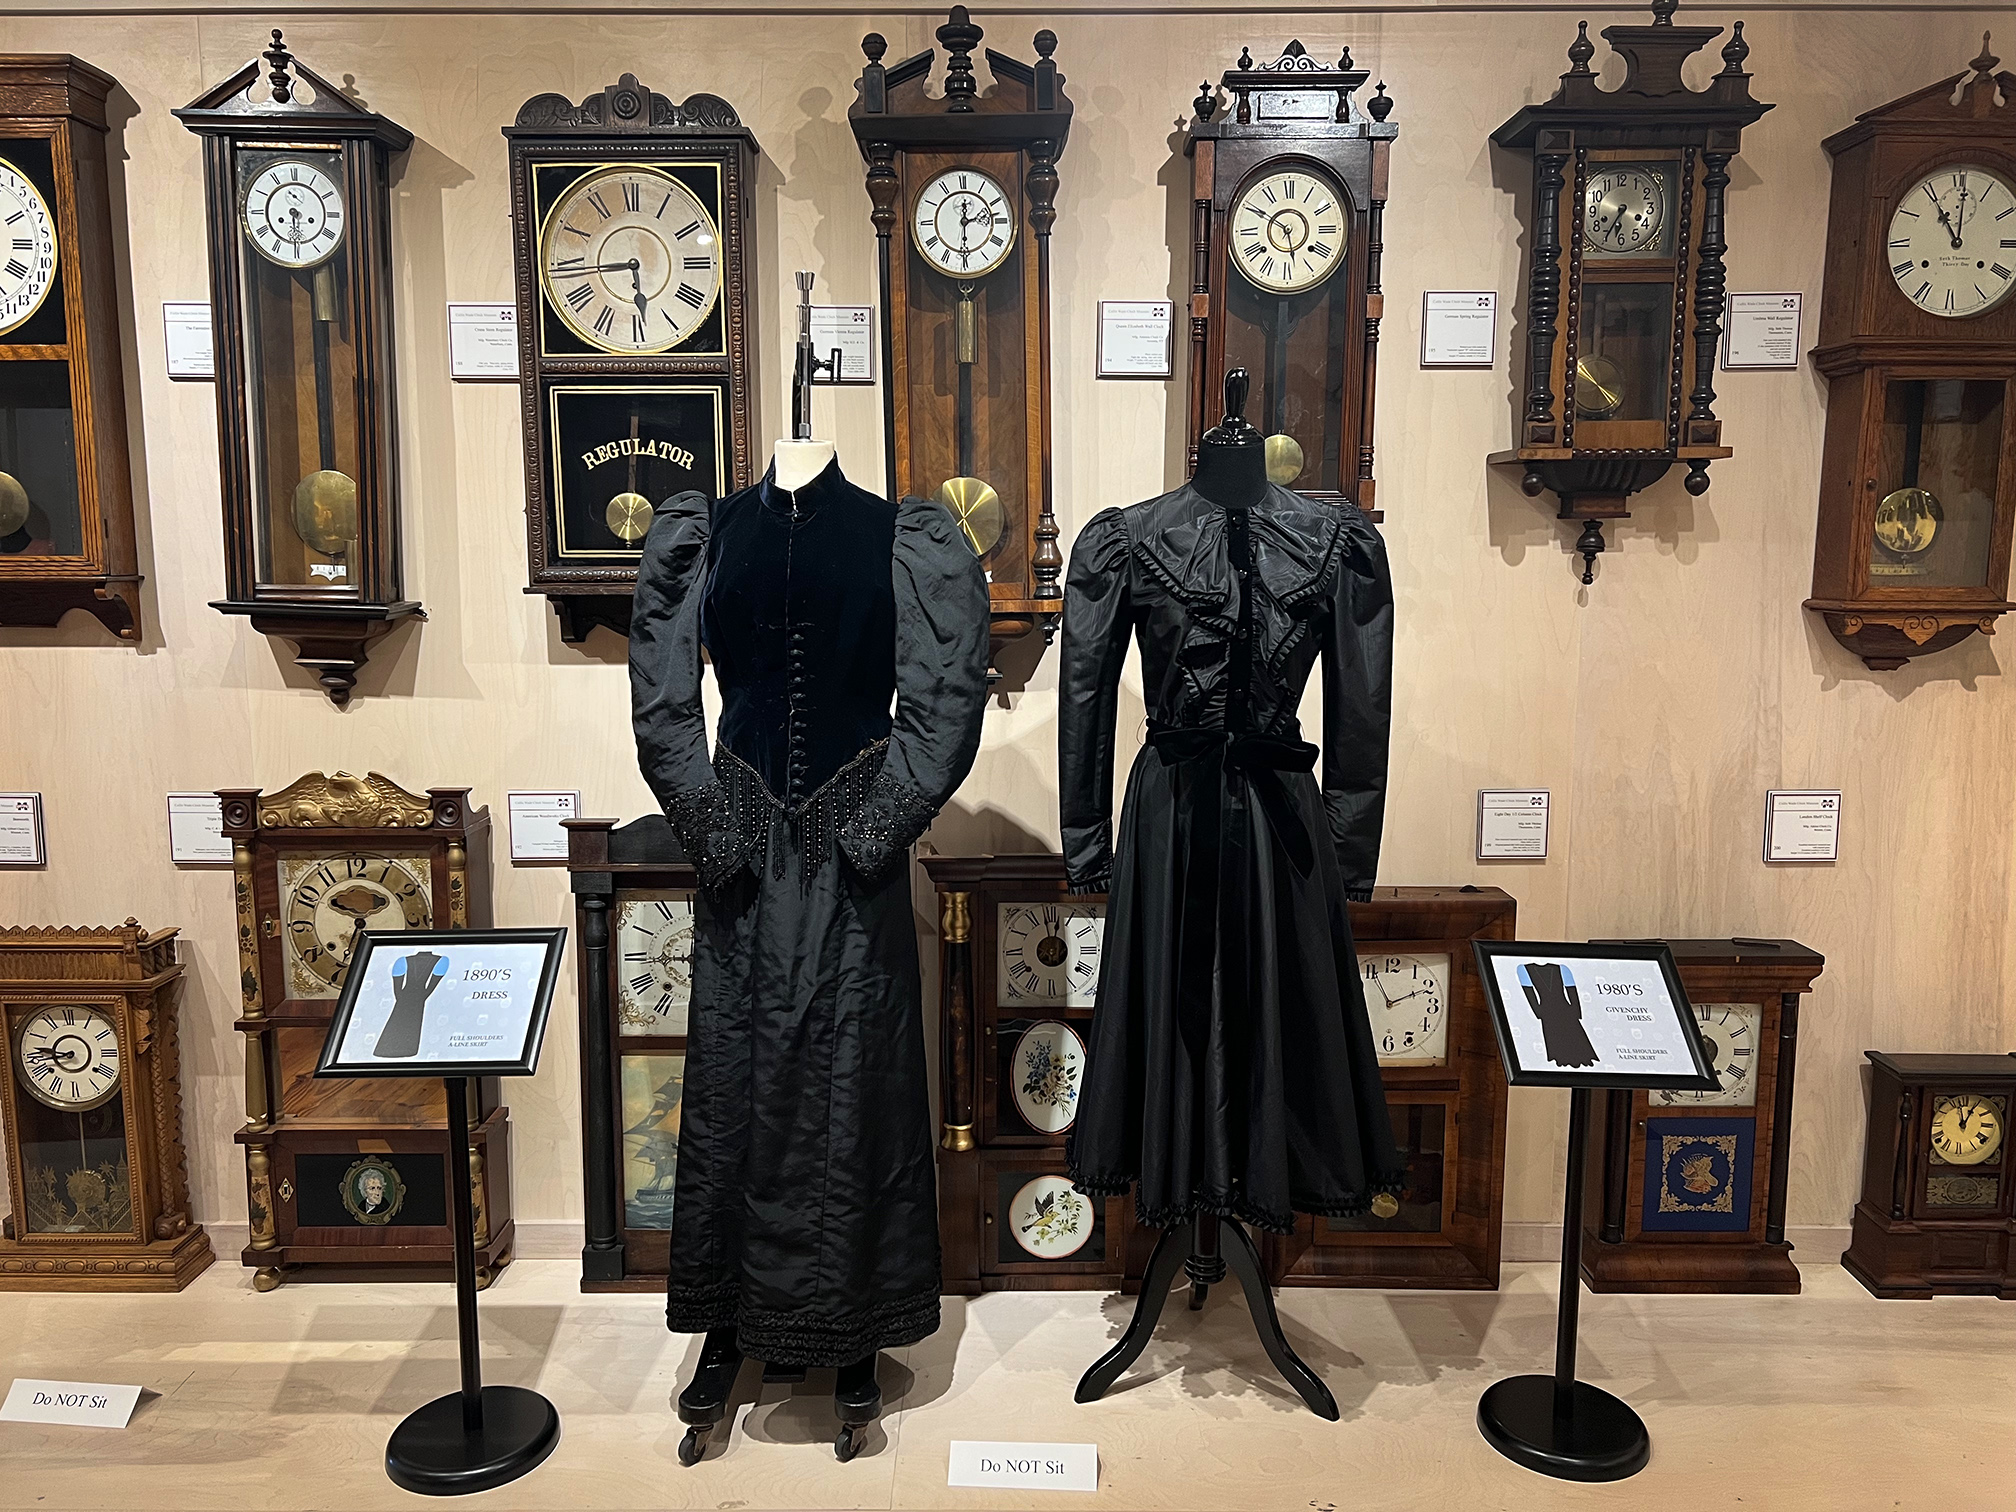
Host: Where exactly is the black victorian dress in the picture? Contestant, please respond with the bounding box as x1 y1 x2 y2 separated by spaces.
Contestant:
1059 481 1405 1234
630 459 989 1366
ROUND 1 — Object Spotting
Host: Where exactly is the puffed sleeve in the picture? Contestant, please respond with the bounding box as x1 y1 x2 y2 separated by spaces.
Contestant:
629 491 740 886
1321 508 1393 900
1057 507 1132 894
836 495 990 882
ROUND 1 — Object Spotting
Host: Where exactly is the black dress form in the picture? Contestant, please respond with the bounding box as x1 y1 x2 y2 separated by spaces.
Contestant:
630 458 989 1368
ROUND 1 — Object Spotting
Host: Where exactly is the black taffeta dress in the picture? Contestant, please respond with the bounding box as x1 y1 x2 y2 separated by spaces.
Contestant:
1059 481 1405 1234
630 458 989 1366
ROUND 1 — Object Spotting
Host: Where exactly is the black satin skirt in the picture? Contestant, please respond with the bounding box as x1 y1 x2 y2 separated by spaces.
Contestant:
1067 737 1404 1234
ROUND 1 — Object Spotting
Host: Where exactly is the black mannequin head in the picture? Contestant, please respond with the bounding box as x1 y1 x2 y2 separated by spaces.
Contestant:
1193 368 1268 507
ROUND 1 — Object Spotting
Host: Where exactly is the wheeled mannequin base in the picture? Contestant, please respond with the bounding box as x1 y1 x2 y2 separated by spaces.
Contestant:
673 1328 885 1464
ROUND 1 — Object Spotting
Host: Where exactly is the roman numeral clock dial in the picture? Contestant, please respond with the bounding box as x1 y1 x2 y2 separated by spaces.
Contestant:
539 165 722 354
1887 165 2016 318
1231 167 1346 295
911 168 1017 277
240 158 345 268
14 1004 122 1113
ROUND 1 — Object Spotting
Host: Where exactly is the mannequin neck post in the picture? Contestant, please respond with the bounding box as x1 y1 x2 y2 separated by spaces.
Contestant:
772 439 836 493
1192 440 1269 508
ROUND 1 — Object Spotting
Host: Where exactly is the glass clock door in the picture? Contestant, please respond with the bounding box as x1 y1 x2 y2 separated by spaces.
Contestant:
1867 377 2005 589
0 136 84 564
7 1000 136 1239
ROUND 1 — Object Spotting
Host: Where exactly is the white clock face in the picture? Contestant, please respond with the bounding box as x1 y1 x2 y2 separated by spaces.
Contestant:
1231 166 1347 294
617 891 693 1035
541 166 722 354
1654 1001 1761 1107
1888 165 2016 318
14 1004 121 1112
998 902 1103 1007
0 158 57 335
911 167 1016 278
241 158 345 268
1582 166 1667 255
1360 952 1450 1066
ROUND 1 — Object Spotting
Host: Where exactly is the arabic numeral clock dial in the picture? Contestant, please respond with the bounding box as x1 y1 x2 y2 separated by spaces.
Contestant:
0 157 56 332
998 902 1104 1007
1930 1092 2004 1165
241 157 344 267
541 165 721 354
1655 1001 1761 1107
616 891 694 1034
15 1005 121 1112
1359 952 1450 1066
1888 166 2016 317
1583 165 1666 255
912 167 1016 277
1231 167 1346 294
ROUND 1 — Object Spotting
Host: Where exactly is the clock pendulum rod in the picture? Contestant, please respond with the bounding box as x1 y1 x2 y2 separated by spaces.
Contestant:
791 270 839 442
936 280 1004 558
604 406 652 545
310 264 339 477
955 280 979 476
291 261 359 566
1263 294 1305 486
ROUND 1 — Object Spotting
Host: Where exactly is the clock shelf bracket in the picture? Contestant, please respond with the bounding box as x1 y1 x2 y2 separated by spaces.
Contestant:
1489 2 1771 584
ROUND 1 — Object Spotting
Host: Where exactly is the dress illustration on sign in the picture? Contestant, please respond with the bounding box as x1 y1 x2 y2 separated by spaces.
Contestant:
1013 1022 1085 1133
1009 1174 1093 1258
373 951 450 1059
340 1156 405 1225
1516 962 1599 1068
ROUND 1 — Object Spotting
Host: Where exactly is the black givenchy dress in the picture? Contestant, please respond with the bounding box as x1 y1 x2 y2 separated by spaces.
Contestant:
1059 482 1405 1234
630 459 989 1366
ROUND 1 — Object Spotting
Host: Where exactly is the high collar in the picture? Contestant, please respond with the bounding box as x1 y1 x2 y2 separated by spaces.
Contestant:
758 454 847 517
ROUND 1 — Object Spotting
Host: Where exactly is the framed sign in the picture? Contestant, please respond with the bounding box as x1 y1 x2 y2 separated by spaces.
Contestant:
316 927 566 1079
1471 940 1717 1092
1096 300 1174 378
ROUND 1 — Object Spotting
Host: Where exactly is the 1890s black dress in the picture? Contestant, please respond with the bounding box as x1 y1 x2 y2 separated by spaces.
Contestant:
631 459 989 1366
1060 480 1404 1234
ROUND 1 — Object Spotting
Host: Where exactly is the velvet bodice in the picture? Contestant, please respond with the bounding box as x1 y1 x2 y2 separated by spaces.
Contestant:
699 459 899 804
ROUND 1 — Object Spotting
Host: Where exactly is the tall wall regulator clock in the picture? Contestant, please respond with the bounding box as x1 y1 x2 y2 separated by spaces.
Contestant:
850 6 1071 668
0 56 143 641
1805 38 2016 669
1490 1 1772 583
1184 40 1396 510
506 74 759 643
176 34 417 705
0 922 213 1291
216 772 508 1291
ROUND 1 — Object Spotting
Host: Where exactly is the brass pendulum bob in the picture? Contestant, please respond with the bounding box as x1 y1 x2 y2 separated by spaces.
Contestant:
291 261 359 559
0 470 30 540
605 403 653 543
937 280 1004 557
1870 384 1940 576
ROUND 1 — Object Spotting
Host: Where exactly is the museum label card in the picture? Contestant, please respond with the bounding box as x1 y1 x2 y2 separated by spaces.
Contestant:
507 790 580 864
1764 789 1841 862
0 793 45 866
1420 290 1497 366
1097 300 1174 378
448 303 519 380
162 302 213 379
1722 292 1803 370
1473 941 1716 1092
165 793 232 866
948 1441 1098 1492
1 1379 142 1428
808 305 876 383
1477 789 1550 859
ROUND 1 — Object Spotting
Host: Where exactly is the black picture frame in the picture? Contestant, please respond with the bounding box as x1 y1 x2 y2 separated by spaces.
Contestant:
315 927 567 1080
1471 939 1718 1092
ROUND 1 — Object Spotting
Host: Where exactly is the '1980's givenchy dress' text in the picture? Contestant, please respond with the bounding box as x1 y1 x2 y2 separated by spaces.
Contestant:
631 459 989 1366
1060 481 1405 1234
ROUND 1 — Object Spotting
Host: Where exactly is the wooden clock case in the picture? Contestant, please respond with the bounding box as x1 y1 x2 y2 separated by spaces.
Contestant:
0 923 213 1291
0 56 142 641
218 773 510 1290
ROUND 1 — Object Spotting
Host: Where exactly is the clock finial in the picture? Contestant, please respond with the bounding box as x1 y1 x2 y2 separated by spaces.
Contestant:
938 5 984 113
1720 21 1750 75
263 29 296 105
1237 46 1254 71
1567 21 1595 76
1193 80 1217 121
1368 81 1394 122
1650 0 1679 26
1034 29 1057 61
1971 31 1999 77
862 32 887 65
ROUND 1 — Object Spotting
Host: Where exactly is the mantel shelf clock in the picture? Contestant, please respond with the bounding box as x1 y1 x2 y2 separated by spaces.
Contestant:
0 56 143 641
505 73 761 644
1185 40 1397 514
850 6 1071 670
1490 0 1772 583
1805 38 2016 669
176 32 417 706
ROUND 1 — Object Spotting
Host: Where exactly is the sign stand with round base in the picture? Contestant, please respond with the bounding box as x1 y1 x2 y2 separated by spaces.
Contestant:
1475 1087 1649 1482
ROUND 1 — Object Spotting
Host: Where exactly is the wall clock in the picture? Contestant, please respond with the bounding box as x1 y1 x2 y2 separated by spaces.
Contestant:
1265 887 1515 1291
176 33 417 705
850 6 1072 670
1489 0 1772 582
567 814 698 1290
216 772 507 1291
1844 1051 2016 1297
1806 39 2016 668
1574 938 1823 1294
0 55 143 641
1183 40 1396 508
0 923 213 1291
920 855 1138 1294
505 73 759 643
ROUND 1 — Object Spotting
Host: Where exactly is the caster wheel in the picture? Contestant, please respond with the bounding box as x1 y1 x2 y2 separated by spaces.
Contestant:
252 1267 283 1293
678 1425 710 1467
835 1425 862 1463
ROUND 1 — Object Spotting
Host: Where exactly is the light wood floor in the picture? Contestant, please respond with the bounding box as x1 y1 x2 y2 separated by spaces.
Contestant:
0 1258 2006 1510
